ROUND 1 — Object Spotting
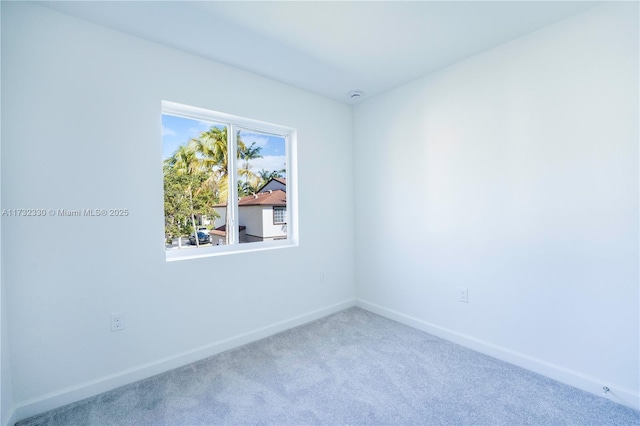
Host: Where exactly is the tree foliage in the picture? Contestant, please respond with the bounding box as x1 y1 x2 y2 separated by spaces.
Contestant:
163 164 216 238
258 168 285 182
164 126 283 240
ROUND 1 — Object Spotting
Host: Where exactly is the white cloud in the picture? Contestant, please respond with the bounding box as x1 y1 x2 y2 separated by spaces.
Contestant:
188 121 214 135
197 121 214 130
241 133 270 149
248 155 287 174
186 121 225 138
162 125 177 137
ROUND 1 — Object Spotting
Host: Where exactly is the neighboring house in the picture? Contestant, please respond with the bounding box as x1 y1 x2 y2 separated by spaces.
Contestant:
210 225 247 246
212 178 287 244
258 177 286 193
238 189 287 242
198 215 215 228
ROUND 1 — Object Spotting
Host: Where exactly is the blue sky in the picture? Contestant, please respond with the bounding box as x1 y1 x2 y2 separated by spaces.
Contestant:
162 114 286 175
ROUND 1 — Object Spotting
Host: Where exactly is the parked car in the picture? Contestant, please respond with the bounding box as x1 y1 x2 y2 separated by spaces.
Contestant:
189 231 211 245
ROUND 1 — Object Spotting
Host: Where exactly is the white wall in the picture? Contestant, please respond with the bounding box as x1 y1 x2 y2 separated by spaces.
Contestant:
2 1 638 422
0 280 12 426
212 206 226 230
261 207 287 239
0 2 15 422
354 2 639 409
238 205 265 239
1 2 354 421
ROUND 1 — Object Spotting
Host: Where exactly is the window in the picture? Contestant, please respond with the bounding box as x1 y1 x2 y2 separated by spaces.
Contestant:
273 206 286 224
162 101 297 261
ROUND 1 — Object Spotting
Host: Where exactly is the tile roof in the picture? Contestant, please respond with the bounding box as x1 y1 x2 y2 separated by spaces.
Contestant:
239 189 286 206
213 186 287 208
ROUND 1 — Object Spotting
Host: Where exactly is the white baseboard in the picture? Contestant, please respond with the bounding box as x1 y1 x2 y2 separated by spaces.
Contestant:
13 299 357 423
356 299 639 411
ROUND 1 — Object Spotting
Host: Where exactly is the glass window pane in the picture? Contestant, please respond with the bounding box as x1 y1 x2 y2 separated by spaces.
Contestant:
236 130 287 244
162 113 228 251
162 102 295 261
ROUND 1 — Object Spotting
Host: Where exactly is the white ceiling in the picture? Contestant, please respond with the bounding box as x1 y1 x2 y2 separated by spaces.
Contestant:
36 1 599 104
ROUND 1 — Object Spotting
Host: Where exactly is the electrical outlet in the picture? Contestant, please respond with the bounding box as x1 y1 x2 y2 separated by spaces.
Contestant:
459 288 469 303
111 313 125 332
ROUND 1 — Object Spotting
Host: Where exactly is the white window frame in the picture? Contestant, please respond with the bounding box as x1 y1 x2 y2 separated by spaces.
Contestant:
162 101 298 261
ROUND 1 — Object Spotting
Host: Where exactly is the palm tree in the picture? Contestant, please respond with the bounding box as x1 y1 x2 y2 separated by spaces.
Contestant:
240 142 262 170
238 142 263 195
165 126 255 246
189 126 246 243
165 145 201 246
258 168 286 188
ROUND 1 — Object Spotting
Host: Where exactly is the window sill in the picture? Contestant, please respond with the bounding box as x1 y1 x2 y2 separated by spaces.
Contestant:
165 238 298 262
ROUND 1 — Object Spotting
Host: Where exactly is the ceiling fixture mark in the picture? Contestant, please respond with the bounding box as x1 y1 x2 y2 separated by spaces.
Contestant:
349 90 363 101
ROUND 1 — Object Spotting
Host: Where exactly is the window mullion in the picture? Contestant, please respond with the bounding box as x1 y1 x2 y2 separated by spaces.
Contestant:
227 123 239 245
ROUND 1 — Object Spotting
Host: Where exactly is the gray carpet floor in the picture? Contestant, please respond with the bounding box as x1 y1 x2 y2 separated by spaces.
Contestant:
16 307 640 425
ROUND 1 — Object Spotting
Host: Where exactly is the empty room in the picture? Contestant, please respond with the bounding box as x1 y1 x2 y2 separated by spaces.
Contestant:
1 1 638 425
